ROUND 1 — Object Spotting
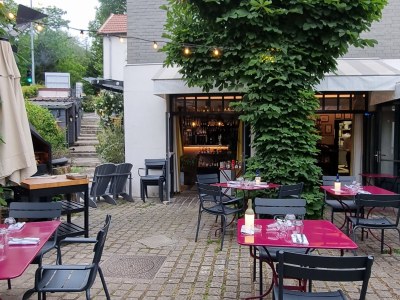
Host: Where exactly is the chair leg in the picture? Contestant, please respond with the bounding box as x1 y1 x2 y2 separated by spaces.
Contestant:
252 248 257 282
195 210 202 242
220 215 226 250
259 257 263 295
86 289 90 300
98 267 111 300
140 181 145 202
159 181 164 202
7 279 11 289
381 229 385 254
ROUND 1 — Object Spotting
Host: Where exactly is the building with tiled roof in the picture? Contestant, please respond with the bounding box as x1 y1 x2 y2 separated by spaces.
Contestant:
98 14 127 35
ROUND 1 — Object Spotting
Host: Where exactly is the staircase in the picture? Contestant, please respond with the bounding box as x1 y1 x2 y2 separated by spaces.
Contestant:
69 112 102 177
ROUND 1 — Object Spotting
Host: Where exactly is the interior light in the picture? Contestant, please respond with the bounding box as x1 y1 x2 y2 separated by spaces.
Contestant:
153 41 158 49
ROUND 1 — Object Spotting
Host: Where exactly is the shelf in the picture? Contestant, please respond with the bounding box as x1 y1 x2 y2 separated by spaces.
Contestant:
57 222 85 240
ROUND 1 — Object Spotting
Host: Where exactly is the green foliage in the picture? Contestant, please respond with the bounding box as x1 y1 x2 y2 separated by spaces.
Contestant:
25 100 68 158
82 95 96 112
21 84 42 98
163 0 387 217
94 90 124 127
96 126 125 163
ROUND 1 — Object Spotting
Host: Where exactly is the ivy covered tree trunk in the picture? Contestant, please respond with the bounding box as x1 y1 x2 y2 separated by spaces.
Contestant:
162 0 387 217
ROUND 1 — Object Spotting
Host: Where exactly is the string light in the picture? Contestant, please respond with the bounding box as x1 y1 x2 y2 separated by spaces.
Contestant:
7 12 15 20
80 30 84 35
119 37 124 43
153 41 158 49
35 23 43 32
183 47 191 56
212 48 221 58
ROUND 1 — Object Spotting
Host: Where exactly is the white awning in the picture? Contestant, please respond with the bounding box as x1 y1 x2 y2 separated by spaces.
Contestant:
153 58 400 95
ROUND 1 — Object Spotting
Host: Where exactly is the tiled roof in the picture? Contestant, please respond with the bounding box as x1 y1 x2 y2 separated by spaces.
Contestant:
98 14 127 34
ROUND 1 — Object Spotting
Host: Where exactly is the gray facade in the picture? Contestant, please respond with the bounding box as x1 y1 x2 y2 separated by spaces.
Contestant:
346 0 400 59
127 0 398 63
127 0 167 64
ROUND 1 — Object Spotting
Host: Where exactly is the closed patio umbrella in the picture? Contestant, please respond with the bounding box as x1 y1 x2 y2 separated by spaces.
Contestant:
0 38 37 185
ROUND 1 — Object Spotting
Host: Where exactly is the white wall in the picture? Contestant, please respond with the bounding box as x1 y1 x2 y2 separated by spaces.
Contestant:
103 36 127 81
124 63 167 197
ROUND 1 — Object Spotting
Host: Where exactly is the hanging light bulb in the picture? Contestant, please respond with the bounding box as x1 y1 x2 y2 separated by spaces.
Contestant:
80 30 84 35
8 12 15 20
212 48 221 58
36 24 44 32
183 47 191 56
153 41 158 49
119 37 124 43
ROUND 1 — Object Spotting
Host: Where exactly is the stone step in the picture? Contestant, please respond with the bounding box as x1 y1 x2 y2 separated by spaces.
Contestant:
78 134 98 139
72 140 99 146
70 157 102 167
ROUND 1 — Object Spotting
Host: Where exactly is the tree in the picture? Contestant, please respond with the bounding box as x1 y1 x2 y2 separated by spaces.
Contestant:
162 0 387 217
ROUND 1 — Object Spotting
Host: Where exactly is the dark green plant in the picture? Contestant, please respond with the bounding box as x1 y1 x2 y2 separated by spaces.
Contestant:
96 126 125 163
162 0 387 217
82 95 96 112
21 85 42 98
25 100 68 158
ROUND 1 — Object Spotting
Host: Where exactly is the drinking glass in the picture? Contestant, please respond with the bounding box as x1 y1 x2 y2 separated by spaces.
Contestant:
0 229 7 261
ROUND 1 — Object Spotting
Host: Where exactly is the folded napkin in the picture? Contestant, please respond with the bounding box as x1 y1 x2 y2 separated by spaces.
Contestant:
8 222 25 231
241 225 262 235
358 190 371 194
9 237 40 245
291 234 309 245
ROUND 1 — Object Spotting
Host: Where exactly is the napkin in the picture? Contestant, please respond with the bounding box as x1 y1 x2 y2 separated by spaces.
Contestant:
8 237 40 245
8 222 25 231
291 234 309 245
358 190 371 194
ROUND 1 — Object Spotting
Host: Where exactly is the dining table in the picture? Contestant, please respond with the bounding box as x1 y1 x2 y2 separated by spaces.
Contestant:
212 181 280 201
360 173 399 188
237 218 357 299
0 220 60 281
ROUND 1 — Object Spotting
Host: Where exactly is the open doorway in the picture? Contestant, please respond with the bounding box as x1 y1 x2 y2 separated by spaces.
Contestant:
335 120 352 175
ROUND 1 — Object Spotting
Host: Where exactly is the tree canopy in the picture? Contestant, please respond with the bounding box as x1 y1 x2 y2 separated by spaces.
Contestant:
163 0 387 216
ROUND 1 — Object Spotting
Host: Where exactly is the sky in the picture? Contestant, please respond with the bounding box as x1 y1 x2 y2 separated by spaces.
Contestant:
14 0 98 35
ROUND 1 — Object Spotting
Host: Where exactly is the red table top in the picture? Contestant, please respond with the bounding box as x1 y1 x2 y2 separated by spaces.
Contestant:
213 182 280 191
0 220 60 280
320 185 397 197
237 219 357 250
360 173 398 179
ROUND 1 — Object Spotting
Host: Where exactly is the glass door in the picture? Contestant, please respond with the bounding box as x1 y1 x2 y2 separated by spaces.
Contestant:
375 102 400 176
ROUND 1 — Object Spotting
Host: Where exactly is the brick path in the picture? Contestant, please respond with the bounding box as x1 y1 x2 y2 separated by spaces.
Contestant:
1 191 400 299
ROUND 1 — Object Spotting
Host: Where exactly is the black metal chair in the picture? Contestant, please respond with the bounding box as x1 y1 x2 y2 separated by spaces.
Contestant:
35 215 112 300
196 173 242 206
322 175 357 222
138 159 166 202
195 182 243 250
252 198 307 296
346 193 400 254
89 163 117 208
277 182 304 198
109 162 133 202
8 202 62 290
273 251 374 300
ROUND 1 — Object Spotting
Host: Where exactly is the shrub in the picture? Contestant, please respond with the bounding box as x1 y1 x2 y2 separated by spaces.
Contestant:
21 84 42 98
94 90 124 128
25 100 68 158
96 126 125 163
82 95 96 112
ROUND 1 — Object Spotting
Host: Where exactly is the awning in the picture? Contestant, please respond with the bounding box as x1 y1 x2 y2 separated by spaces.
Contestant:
152 59 400 95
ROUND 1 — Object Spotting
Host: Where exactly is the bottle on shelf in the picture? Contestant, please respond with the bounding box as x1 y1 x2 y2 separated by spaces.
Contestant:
245 199 255 231
334 173 341 191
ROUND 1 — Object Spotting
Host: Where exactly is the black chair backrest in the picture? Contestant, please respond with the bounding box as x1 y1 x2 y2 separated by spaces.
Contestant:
322 175 356 186
277 182 304 198
254 198 306 218
355 194 400 225
197 173 219 184
276 251 374 300
91 163 117 195
196 182 224 206
109 163 133 194
89 214 111 287
9 202 62 220
144 159 166 175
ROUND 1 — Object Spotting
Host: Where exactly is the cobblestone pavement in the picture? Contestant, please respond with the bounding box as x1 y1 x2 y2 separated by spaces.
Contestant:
1 191 400 299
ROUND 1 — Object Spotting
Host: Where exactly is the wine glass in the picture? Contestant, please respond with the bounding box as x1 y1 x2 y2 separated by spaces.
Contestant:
4 217 16 229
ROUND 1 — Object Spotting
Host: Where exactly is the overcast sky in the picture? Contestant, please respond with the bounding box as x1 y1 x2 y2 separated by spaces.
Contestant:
14 0 98 35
